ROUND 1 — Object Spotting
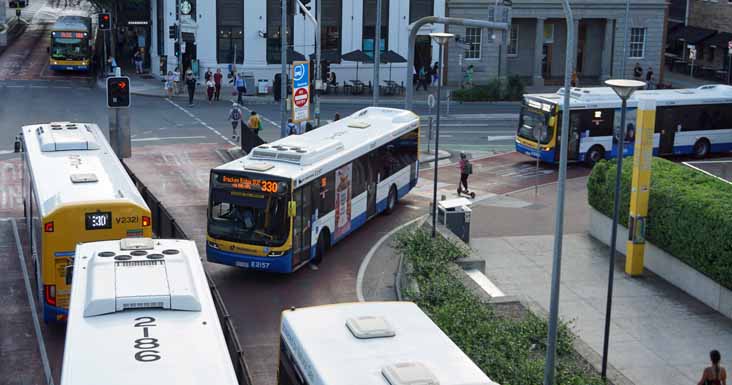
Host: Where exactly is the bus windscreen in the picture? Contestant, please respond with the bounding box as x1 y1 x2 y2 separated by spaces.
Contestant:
518 106 553 145
208 172 290 247
51 37 88 60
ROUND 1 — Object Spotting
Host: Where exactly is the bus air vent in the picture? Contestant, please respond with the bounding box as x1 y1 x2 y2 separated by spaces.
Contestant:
244 161 275 171
278 153 303 163
120 237 154 250
83 244 201 317
382 362 439 385
346 316 395 339
70 173 98 183
38 121 101 152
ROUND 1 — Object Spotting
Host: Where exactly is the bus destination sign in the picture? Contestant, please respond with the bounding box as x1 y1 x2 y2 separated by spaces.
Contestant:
218 175 280 193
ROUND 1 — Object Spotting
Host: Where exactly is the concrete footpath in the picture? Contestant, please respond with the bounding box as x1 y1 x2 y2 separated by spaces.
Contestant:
371 162 732 385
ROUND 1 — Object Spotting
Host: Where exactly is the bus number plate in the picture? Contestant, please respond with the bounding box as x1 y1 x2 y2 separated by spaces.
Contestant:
116 216 139 224
133 317 161 362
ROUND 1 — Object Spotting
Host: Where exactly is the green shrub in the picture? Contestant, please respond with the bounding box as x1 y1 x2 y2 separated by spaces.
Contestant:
587 157 732 289
451 76 526 102
394 229 604 385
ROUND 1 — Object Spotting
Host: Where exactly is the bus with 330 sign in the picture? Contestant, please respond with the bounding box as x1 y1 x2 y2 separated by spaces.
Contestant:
206 107 420 273
49 15 94 71
21 122 151 322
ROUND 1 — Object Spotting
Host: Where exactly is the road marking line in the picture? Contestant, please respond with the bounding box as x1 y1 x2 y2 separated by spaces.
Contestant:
6 85 24 88
132 135 208 142
356 214 426 302
166 99 236 146
29 85 47 88
0 150 15 155
5 218 55 385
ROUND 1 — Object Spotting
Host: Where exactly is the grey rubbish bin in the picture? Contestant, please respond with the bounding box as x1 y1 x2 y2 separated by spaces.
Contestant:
437 198 472 243
243 73 256 95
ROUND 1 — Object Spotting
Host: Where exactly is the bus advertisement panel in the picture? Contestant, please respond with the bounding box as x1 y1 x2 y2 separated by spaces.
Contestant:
334 163 352 239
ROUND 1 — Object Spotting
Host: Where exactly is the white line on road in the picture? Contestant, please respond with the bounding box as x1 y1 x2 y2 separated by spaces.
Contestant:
132 135 208 142
166 99 236 146
5 218 55 385
356 214 426 302
5 85 24 88
486 135 516 141
0 150 15 155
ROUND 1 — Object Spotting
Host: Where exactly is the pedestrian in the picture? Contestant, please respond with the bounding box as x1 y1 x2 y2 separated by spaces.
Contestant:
333 112 341 121
645 66 655 89
229 103 243 141
185 70 196 106
571 70 579 87
697 350 726 385
418 66 429 91
465 64 474 88
247 111 261 136
133 49 143 74
633 62 643 81
214 68 223 101
206 78 215 103
235 74 246 105
458 152 473 194
164 70 174 98
287 118 298 135
431 61 440 86
173 66 180 95
107 56 117 75
204 68 213 82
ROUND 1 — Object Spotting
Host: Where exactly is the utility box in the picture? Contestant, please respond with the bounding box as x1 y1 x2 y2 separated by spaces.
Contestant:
243 73 256 96
437 198 472 243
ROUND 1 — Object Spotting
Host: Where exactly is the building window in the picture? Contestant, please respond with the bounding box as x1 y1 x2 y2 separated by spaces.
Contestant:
321 0 342 60
629 28 645 58
216 0 243 63
362 0 389 58
543 24 554 44
507 24 519 56
267 0 294 64
409 0 434 23
464 27 481 60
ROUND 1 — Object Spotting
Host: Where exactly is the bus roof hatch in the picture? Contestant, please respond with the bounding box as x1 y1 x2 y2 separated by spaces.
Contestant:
37 122 100 152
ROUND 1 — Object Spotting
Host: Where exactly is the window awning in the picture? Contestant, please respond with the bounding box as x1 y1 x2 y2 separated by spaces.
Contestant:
703 32 732 49
669 25 716 45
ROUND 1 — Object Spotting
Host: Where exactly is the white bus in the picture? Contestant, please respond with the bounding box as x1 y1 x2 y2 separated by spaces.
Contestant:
61 238 238 385
206 107 420 273
515 84 732 165
278 302 499 385
21 122 152 323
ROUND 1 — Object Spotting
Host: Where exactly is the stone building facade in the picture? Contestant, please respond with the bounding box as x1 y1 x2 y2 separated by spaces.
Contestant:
446 0 668 86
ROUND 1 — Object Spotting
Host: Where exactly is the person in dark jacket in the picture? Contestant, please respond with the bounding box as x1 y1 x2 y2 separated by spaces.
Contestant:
185 70 196 106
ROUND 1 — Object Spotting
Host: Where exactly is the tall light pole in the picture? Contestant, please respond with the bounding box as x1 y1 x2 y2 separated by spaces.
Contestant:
601 78 645 379
280 0 288 137
372 0 382 106
429 32 454 238
621 0 630 77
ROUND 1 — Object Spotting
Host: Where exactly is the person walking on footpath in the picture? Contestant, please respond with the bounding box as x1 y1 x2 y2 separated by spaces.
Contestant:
206 78 215 104
213 68 223 101
235 74 247 105
133 49 144 74
633 62 643 81
457 152 473 195
173 66 181 95
431 61 440 86
248 111 262 137
645 66 655 89
697 350 727 385
164 70 175 98
204 68 213 82
229 103 243 141
185 70 196 106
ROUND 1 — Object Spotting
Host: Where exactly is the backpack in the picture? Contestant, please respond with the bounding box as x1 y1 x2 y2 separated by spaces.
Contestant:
231 109 241 121
464 161 473 175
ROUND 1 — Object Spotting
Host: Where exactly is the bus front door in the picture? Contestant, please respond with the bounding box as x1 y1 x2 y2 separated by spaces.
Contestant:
293 183 313 267
659 125 676 155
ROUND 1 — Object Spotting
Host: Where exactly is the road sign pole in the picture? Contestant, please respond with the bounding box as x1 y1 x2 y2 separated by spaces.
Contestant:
372 0 382 106
280 0 288 138
728 42 732 85
315 0 321 127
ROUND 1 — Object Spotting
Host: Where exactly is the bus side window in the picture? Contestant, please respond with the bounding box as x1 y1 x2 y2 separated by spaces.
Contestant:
588 109 614 137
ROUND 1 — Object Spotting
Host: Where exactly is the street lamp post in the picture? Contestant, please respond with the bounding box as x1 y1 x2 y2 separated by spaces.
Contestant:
429 32 454 238
601 78 645 378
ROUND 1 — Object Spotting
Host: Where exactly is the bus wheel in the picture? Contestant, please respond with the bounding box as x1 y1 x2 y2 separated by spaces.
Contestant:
385 186 397 215
313 229 330 265
693 139 710 159
585 146 605 167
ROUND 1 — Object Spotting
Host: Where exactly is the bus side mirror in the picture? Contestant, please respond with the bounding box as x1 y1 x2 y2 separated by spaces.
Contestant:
288 201 296 217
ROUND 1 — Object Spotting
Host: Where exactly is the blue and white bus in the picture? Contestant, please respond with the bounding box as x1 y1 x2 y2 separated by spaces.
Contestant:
206 107 420 273
516 84 732 165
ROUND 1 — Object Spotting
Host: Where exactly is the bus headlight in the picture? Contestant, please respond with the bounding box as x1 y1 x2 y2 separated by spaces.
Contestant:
268 250 285 257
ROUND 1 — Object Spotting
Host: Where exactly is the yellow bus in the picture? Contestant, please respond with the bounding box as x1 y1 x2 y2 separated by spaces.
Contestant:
21 122 151 323
49 16 93 72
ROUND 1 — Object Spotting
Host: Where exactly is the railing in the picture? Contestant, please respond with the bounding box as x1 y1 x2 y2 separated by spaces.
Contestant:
123 162 253 385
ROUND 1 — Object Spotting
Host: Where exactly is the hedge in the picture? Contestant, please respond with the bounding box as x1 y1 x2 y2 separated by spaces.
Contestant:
452 75 526 102
587 157 732 290
394 229 603 385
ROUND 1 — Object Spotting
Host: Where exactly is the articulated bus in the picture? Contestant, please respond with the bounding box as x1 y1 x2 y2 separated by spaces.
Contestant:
207 107 420 273
62 238 238 385
515 84 732 166
49 16 93 71
278 302 499 385
21 122 152 322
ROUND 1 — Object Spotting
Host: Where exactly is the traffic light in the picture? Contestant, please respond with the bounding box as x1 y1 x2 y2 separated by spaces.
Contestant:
168 24 178 40
174 42 181 56
106 77 130 108
98 13 111 30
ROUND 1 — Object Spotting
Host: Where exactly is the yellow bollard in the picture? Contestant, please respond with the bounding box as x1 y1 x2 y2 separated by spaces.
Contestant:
625 98 656 276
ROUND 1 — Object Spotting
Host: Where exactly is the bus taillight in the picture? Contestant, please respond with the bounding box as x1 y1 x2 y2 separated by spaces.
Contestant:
44 221 54 232
142 216 151 227
44 285 56 306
